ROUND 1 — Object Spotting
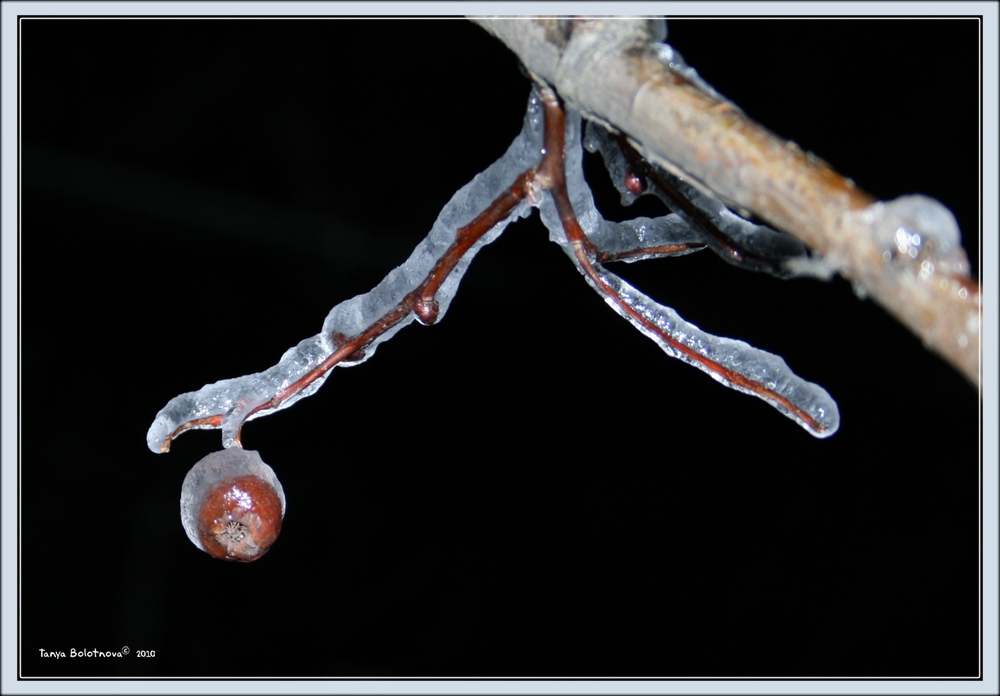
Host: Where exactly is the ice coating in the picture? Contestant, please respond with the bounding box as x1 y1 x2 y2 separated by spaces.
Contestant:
861 194 961 250
147 94 546 453
656 43 726 102
591 214 706 262
541 107 839 437
150 87 841 452
580 268 839 436
851 194 969 276
583 122 809 276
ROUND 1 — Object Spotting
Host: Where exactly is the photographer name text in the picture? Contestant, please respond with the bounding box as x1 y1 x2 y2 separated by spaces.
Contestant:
38 646 153 659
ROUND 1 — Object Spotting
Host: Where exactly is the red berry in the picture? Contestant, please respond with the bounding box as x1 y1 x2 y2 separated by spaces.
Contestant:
181 449 285 562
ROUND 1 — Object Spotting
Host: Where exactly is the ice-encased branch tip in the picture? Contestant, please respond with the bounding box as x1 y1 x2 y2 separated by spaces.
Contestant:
150 85 841 453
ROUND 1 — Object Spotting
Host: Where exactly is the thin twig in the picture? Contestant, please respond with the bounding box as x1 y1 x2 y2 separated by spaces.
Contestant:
159 170 537 451
155 81 843 452
536 87 831 435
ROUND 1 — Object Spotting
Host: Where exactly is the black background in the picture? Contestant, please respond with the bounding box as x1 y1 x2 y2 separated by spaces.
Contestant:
20 17 980 678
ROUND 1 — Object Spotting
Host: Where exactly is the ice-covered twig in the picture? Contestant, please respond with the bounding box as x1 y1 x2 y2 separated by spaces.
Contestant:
585 125 811 277
534 88 839 436
149 85 841 453
147 100 546 453
470 17 980 387
592 215 705 264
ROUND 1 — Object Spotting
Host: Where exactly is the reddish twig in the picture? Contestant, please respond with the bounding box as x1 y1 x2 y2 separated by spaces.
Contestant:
535 87 830 436
154 82 837 453
160 171 537 451
613 135 794 275
595 242 704 263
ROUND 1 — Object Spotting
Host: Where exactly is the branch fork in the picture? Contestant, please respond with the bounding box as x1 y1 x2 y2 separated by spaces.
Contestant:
149 82 842 455
471 17 980 387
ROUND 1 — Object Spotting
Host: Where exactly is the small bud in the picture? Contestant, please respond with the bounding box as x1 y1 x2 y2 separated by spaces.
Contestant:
414 297 440 326
624 170 646 195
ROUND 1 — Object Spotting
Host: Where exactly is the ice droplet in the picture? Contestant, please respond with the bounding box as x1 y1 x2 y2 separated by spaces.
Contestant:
855 194 962 261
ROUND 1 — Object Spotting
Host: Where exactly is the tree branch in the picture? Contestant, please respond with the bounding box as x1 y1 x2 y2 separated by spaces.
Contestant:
470 17 981 388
